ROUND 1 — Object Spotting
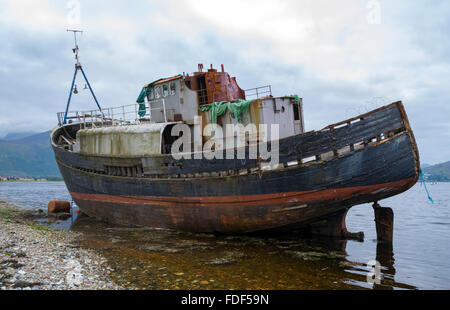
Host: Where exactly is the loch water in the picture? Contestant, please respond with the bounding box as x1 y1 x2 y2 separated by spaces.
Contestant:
0 181 449 290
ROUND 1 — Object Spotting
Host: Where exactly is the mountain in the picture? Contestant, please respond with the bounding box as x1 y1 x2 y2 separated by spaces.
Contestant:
1 132 37 141
423 161 450 182
0 131 61 177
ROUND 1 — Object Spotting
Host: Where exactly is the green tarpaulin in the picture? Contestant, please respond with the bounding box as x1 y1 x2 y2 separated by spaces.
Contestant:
136 88 148 117
136 87 148 104
136 85 153 118
286 94 301 104
200 99 254 124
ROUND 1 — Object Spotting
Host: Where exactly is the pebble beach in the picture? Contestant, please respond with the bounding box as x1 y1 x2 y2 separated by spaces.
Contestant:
0 198 122 290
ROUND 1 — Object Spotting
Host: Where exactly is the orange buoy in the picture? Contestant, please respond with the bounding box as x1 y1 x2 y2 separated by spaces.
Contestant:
48 200 71 214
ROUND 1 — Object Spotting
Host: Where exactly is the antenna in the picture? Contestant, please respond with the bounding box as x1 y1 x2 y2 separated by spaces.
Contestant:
67 29 83 67
62 30 103 125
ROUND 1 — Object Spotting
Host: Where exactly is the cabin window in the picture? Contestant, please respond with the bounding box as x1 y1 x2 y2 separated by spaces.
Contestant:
148 87 154 100
155 86 161 99
163 84 169 97
170 82 176 95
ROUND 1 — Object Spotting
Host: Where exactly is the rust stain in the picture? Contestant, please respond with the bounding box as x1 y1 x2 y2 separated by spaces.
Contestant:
71 178 415 209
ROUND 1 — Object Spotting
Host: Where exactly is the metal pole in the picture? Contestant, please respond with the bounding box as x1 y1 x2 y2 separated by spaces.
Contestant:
134 103 138 123
63 65 79 124
162 99 167 122
148 101 152 120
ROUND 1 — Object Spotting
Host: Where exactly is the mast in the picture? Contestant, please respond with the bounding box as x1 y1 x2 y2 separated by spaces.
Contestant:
63 30 102 125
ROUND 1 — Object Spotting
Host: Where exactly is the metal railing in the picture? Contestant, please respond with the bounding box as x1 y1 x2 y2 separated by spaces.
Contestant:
58 85 274 128
57 98 174 128
245 85 272 99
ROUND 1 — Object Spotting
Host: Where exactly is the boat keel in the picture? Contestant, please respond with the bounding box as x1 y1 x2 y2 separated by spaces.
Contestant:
298 208 364 240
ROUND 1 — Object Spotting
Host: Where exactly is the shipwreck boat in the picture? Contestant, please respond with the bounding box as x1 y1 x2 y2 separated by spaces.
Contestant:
51 59 420 235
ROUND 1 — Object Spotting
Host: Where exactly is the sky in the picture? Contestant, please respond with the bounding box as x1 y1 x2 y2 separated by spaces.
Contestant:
0 0 449 164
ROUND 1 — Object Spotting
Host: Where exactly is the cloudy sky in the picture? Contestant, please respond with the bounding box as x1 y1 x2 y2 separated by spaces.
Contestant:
0 0 449 164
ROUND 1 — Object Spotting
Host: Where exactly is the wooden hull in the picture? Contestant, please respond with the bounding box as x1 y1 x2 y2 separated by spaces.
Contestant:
52 101 420 233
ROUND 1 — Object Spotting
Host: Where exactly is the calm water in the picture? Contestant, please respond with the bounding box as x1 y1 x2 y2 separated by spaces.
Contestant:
0 181 449 290
0 182 72 210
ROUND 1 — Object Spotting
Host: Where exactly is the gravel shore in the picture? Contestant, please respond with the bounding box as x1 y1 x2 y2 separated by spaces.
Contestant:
0 199 123 290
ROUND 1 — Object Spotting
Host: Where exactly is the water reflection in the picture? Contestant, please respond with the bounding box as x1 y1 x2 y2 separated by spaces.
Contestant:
377 242 395 279
69 213 417 290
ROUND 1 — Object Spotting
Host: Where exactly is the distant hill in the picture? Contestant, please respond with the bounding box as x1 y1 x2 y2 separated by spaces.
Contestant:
423 161 450 182
0 131 61 177
1 132 37 141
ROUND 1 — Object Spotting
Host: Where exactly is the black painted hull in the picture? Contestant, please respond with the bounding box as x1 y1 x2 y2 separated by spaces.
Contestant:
52 102 420 233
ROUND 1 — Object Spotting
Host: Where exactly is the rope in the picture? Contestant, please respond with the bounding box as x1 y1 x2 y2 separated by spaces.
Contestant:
419 169 434 204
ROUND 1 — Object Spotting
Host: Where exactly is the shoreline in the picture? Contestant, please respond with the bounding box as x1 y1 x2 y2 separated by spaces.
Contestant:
0 198 122 290
0 180 63 183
